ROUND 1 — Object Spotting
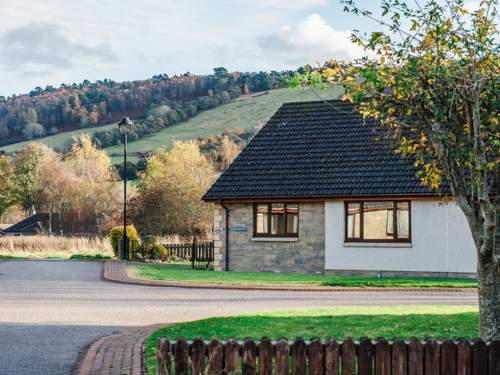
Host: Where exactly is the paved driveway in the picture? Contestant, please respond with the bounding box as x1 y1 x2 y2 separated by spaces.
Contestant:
0 260 477 375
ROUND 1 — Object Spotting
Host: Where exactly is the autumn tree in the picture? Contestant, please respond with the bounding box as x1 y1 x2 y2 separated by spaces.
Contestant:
12 143 58 214
131 141 218 236
293 0 499 338
0 155 16 218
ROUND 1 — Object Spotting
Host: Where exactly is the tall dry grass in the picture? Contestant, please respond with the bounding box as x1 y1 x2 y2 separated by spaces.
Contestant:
0 235 114 258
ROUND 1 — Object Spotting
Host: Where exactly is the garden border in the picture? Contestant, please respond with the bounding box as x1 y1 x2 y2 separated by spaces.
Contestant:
102 261 478 293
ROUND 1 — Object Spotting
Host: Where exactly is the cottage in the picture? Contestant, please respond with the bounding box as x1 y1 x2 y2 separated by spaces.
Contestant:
202 100 476 276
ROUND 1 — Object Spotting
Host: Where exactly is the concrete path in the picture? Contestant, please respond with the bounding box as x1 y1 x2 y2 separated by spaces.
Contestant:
0 260 478 375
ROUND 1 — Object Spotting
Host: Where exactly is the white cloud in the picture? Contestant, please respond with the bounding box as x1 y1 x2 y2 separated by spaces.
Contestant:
254 0 327 10
0 22 117 75
258 14 366 67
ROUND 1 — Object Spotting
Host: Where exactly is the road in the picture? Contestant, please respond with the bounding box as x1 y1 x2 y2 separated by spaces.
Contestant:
0 260 477 375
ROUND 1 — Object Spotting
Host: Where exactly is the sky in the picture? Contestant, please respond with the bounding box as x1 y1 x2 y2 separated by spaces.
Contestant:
0 0 481 97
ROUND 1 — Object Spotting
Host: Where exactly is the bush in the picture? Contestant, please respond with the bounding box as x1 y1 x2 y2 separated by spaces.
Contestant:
150 243 168 261
109 225 140 256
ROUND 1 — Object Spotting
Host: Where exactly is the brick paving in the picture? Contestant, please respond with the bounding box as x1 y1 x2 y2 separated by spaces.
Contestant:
74 325 160 375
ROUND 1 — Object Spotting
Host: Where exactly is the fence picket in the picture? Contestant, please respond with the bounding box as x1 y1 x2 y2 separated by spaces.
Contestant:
309 338 325 375
291 338 307 375
441 339 457 375
472 339 488 375
424 339 440 375
457 339 472 375
392 339 407 375
489 340 500 375
342 338 356 375
224 338 241 374
324 337 340 375
258 338 273 375
242 338 257 375
275 338 290 375
207 337 223 375
358 338 373 375
190 338 206 375
408 337 423 375
375 338 391 375
174 338 189 375
156 337 172 375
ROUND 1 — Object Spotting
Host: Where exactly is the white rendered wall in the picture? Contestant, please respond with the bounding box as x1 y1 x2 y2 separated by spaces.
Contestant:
324 200 477 273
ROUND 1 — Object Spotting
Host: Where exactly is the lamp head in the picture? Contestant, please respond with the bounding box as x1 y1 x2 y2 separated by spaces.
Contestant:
118 117 133 135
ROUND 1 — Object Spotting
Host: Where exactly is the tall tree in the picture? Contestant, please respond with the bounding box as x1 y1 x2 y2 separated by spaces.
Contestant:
293 0 499 338
12 143 57 214
0 155 16 218
132 141 218 236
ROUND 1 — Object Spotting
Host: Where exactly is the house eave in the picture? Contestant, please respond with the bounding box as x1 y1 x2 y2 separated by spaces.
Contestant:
202 192 448 203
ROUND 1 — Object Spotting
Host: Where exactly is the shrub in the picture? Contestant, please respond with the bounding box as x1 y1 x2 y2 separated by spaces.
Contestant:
109 225 140 256
150 243 168 261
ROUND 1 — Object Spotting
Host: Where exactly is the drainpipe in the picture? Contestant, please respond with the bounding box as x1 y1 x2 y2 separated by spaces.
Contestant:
219 199 229 271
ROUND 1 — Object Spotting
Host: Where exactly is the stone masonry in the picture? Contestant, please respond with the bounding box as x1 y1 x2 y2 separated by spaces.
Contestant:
213 202 325 273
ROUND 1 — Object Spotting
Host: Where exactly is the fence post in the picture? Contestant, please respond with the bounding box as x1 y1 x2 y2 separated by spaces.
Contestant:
489 340 500 375
191 237 197 269
190 338 206 375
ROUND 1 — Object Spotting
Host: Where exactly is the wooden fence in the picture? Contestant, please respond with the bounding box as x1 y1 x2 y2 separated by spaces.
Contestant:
156 337 500 375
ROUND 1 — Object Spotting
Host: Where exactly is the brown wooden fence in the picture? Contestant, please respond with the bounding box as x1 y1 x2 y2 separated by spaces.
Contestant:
156 337 500 375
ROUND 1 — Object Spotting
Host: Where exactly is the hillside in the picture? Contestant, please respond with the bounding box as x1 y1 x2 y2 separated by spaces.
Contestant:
1 87 342 162
104 87 342 163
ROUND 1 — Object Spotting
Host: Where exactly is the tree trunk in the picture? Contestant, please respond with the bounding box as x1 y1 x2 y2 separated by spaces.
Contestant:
477 259 500 340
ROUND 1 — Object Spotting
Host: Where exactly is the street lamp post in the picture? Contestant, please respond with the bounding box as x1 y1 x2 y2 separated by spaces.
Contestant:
118 117 133 260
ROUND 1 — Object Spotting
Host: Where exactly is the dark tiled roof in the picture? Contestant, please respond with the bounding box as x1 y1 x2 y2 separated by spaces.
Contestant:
203 100 441 200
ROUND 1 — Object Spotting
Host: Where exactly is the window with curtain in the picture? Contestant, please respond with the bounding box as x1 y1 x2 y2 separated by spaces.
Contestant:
345 201 411 242
254 203 299 237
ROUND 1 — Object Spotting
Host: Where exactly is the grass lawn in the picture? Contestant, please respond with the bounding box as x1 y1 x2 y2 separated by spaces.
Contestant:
145 305 479 375
129 263 477 288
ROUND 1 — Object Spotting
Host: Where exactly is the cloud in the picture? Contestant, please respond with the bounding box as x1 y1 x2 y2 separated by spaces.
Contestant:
257 14 366 67
0 22 117 75
254 0 327 10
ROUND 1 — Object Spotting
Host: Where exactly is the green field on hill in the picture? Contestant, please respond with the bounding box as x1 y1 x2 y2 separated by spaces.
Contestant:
1 87 341 163
0 121 120 153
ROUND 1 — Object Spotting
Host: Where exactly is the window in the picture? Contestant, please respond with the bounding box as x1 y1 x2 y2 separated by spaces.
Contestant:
254 203 299 237
345 201 411 242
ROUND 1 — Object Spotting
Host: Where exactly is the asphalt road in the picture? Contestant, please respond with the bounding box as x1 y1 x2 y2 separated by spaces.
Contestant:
0 260 478 375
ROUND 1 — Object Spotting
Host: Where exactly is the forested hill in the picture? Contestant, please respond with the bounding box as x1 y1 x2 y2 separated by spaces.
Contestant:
0 67 292 146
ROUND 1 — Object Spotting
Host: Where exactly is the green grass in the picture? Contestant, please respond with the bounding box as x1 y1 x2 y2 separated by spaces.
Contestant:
129 263 477 288
145 305 479 374
0 121 120 153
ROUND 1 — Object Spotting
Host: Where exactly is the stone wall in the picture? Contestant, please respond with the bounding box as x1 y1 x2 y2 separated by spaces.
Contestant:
212 202 325 273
